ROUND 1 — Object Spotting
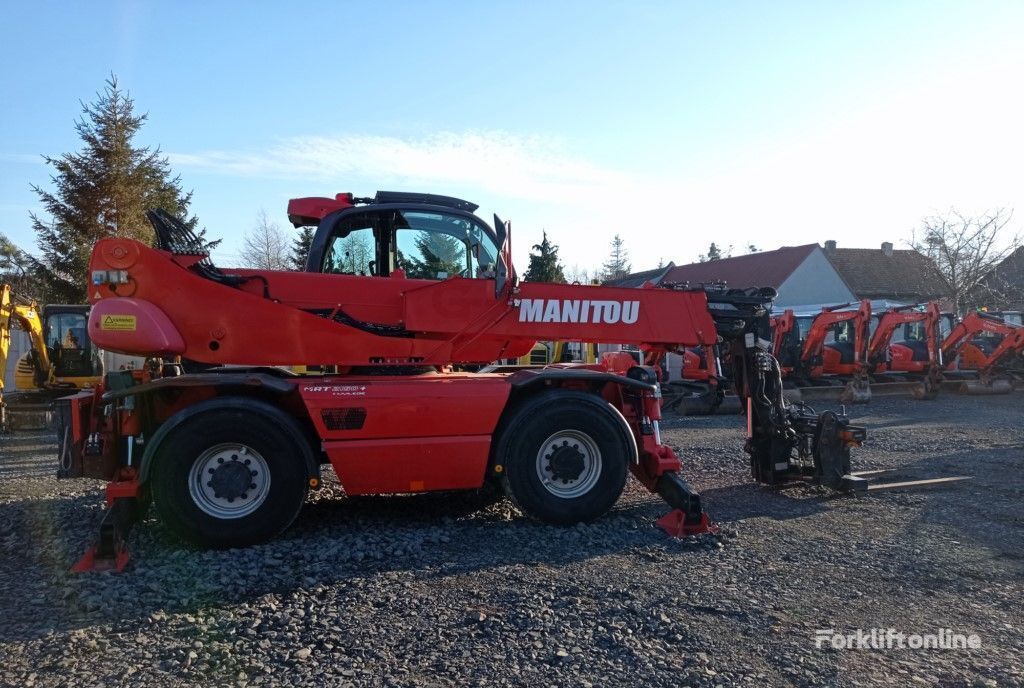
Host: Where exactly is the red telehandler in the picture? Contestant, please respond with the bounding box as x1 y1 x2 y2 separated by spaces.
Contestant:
60 192 865 571
866 302 943 399
940 311 1024 393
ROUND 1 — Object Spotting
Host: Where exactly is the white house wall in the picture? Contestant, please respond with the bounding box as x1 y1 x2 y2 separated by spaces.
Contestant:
776 248 856 308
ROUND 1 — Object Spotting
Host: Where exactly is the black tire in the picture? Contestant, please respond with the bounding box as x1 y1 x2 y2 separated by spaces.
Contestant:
150 400 309 548
497 390 634 525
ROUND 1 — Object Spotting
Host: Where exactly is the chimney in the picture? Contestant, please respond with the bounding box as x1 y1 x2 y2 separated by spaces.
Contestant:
824 240 837 253
881 241 893 256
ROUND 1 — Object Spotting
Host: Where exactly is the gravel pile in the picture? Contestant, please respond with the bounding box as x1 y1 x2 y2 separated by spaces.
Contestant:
0 394 1021 687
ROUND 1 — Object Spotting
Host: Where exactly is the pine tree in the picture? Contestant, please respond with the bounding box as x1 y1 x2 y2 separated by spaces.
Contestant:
601 234 631 281
698 242 731 262
523 231 566 283
401 231 464 279
30 76 208 302
291 225 315 270
1 232 44 298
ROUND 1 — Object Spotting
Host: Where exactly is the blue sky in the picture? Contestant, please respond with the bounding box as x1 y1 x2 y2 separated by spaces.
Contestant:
2 1 1023 273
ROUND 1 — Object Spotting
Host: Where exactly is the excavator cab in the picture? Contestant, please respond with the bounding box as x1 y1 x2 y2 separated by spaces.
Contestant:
14 304 102 390
892 319 931 363
823 320 858 366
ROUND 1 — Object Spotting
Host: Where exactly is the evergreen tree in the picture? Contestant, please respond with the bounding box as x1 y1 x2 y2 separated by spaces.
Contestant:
523 231 566 283
698 242 731 262
402 231 464 279
291 225 315 270
601 234 631 281
30 76 210 302
1 232 44 298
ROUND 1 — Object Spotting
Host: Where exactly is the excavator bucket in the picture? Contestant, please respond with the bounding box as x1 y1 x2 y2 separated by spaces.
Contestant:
716 394 743 414
868 380 937 399
791 385 845 403
0 396 53 431
839 378 871 404
958 378 1013 395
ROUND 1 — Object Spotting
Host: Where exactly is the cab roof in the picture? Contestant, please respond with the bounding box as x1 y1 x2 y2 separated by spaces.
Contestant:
287 191 479 227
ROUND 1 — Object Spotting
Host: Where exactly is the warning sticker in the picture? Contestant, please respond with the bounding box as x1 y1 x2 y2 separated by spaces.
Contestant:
100 315 137 331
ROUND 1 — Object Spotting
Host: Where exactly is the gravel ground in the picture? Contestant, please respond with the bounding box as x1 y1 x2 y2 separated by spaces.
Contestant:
0 393 1021 687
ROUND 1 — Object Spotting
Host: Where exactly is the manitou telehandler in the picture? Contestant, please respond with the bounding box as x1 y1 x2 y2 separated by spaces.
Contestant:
1 284 103 431
58 192 865 571
940 311 1024 393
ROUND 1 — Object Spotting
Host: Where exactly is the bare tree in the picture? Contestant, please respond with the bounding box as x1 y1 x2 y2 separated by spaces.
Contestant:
909 208 1020 314
565 264 597 285
0 232 44 298
240 210 291 270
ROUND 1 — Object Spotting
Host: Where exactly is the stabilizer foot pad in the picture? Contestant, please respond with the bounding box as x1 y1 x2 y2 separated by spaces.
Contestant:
656 509 719 537
71 546 130 573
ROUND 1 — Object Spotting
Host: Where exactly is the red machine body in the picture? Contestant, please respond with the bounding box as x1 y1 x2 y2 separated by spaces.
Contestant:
681 345 717 383
868 302 942 375
770 310 798 376
61 193 864 570
941 311 1024 378
800 300 872 379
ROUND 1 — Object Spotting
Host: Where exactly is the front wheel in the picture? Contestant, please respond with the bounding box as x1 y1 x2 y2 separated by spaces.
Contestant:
497 390 635 525
150 400 310 548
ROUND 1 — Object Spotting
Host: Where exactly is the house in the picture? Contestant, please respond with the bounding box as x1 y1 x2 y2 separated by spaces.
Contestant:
657 244 855 309
968 246 1024 311
822 240 950 305
603 262 674 288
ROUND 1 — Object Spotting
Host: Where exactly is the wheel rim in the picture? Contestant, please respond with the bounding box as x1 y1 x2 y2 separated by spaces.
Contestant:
188 442 271 519
535 430 602 498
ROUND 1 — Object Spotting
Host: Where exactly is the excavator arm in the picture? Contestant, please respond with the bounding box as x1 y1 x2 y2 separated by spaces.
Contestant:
1 284 52 390
799 300 872 372
941 311 1024 378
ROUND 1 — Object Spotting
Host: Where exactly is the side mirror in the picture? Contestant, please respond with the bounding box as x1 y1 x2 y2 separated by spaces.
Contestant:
493 214 514 298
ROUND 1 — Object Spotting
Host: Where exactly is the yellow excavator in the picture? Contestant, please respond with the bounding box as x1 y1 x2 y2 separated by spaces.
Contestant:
1 284 103 431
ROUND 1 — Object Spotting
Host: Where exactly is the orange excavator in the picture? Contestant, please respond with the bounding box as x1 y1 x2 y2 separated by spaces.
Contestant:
770 310 798 377
940 311 1024 393
866 302 943 399
790 300 872 402
673 343 742 414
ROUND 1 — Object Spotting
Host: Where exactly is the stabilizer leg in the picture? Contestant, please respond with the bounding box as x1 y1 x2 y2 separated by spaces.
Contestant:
654 472 718 537
72 496 139 573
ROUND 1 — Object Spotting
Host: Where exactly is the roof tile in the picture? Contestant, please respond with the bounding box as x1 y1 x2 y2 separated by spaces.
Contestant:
661 244 819 289
826 248 949 300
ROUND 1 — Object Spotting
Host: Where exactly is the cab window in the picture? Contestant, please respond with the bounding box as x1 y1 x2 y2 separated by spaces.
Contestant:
323 221 377 276
392 210 498 280
48 312 87 350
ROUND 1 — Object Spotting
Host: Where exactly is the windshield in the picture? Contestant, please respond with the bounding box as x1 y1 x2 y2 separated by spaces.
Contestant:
393 210 498 280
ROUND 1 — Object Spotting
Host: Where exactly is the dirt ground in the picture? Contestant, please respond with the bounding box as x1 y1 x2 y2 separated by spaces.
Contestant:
0 393 1021 687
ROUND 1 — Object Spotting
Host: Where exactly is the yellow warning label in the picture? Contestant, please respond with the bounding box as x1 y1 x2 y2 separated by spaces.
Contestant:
100 315 137 331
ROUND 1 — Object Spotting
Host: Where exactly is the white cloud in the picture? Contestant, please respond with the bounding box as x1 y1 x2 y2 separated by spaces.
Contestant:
170 131 632 205
171 40 1024 274
0 153 43 164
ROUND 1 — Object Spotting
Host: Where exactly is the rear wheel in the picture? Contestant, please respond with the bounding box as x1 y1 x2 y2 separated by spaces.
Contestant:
150 402 309 548
497 390 634 524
